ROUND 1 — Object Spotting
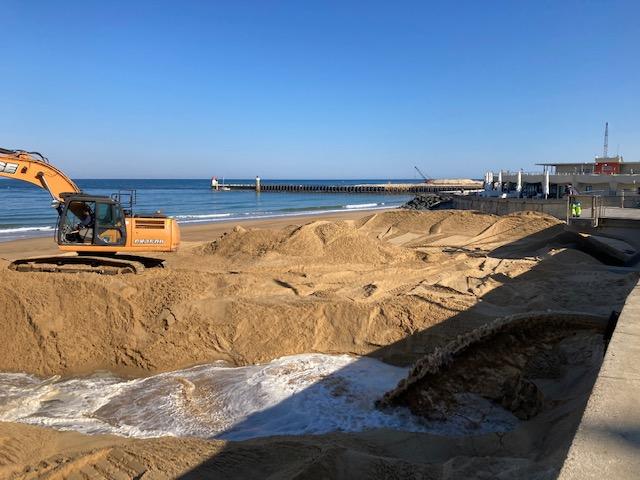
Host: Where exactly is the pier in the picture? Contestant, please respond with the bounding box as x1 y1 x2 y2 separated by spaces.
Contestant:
219 181 483 194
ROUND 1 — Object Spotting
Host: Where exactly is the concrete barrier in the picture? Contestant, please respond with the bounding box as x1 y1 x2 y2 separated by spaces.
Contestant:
559 279 640 479
452 196 567 219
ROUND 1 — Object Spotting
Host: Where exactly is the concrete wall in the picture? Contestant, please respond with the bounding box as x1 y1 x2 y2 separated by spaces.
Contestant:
452 196 567 219
559 279 640 479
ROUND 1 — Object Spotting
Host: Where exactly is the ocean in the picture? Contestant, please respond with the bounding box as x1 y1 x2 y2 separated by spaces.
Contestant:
0 178 415 242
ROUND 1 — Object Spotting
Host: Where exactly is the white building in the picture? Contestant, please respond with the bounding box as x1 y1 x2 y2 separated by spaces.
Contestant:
488 156 640 198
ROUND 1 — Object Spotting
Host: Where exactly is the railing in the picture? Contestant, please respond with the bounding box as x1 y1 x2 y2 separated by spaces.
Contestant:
597 194 640 208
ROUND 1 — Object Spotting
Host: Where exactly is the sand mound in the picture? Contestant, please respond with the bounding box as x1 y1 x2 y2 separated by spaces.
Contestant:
545 247 603 265
429 210 499 236
467 211 562 248
200 220 416 265
356 209 490 234
356 210 560 244
197 224 291 259
0 209 634 379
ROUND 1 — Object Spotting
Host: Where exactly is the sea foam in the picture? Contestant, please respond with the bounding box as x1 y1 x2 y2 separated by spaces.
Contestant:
0 354 518 441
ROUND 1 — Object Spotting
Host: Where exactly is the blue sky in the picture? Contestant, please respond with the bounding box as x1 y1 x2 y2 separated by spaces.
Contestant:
1 1 638 179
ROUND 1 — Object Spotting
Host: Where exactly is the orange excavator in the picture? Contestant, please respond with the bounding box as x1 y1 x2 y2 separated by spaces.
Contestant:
0 147 180 273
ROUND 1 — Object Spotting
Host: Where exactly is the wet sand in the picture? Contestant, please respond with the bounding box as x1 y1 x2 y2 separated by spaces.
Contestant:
0 209 637 479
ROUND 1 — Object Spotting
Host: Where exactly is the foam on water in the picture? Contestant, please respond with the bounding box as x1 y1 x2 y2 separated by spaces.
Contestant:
0 226 56 241
0 226 55 233
0 354 519 441
175 205 393 225
345 203 381 209
175 213 232 220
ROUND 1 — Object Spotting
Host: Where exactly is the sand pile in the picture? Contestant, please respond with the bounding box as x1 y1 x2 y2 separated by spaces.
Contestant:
0 268 212 375
467 211 563 248
356 209 483 234
199 220 417 265
544 247 604 265
0 209 635 377
355 210 559 251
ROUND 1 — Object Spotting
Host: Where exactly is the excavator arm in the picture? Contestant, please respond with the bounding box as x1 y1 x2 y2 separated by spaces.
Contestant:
0 147 80 202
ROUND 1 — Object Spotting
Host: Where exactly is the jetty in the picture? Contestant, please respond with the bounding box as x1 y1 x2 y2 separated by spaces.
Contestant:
215 178 483 194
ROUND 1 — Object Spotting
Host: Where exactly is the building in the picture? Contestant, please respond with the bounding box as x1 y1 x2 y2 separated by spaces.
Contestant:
491 155 640 198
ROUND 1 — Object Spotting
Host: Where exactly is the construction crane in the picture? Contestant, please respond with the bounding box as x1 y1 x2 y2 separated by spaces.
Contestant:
0 147 180 274
414 166 432 184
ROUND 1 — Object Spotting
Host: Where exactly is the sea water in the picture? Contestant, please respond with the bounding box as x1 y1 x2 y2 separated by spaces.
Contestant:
0 179 415 242
0 354 519 441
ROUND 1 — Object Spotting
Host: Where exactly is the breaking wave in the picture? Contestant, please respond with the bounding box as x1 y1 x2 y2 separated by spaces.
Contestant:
344 203 381 209
175 213 232 220
0 226 55 234
0 354 518 441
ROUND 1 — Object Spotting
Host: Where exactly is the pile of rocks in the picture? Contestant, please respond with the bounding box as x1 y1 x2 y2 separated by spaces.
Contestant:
401 194 452 210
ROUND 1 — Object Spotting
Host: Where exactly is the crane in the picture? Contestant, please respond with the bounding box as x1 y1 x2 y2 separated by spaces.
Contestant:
414 166 432 184
0 147 180 273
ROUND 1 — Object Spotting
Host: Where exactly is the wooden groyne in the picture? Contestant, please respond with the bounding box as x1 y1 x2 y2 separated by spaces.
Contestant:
222 182 483 194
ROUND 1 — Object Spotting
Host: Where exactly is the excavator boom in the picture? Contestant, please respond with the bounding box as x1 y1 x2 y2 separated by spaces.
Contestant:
0 148 80 201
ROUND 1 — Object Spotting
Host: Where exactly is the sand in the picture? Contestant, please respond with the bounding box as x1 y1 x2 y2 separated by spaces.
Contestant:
0 209 637 479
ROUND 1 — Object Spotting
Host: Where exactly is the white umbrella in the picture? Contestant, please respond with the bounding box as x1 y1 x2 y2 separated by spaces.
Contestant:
543 170 550 198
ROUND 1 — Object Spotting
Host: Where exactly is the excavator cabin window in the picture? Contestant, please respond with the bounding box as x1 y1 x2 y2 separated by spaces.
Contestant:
59 200 126 246
94 202 126 246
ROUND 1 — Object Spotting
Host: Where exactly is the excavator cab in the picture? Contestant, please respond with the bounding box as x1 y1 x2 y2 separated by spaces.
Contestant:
58 194 127 247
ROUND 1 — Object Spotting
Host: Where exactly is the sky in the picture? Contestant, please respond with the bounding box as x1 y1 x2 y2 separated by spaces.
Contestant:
1 0 639 179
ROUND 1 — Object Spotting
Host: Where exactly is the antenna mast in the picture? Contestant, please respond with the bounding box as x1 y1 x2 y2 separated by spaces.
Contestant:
603 122 609 158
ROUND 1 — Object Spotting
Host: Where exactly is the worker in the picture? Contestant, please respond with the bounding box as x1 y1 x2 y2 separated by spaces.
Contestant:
76 205 95 242
80 208 93 227
570 199 582 218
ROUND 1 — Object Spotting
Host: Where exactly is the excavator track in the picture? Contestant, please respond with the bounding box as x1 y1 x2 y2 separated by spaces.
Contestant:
8 255 147 274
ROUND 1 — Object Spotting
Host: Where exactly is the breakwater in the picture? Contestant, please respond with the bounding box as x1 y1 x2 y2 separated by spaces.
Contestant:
222 181 483 193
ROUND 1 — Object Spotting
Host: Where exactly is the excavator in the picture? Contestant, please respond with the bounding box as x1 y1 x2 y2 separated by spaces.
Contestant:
0 147 180 274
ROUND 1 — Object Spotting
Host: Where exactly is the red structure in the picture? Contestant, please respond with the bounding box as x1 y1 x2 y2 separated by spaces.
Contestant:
594 161 621 174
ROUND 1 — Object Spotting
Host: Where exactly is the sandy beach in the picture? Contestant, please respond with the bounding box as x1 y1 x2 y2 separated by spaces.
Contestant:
1 208 637 479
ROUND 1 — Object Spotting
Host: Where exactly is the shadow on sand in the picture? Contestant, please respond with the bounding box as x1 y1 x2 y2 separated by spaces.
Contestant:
177 223 637 479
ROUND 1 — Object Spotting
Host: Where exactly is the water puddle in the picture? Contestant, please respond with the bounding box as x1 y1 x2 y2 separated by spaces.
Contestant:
0 354 519 441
